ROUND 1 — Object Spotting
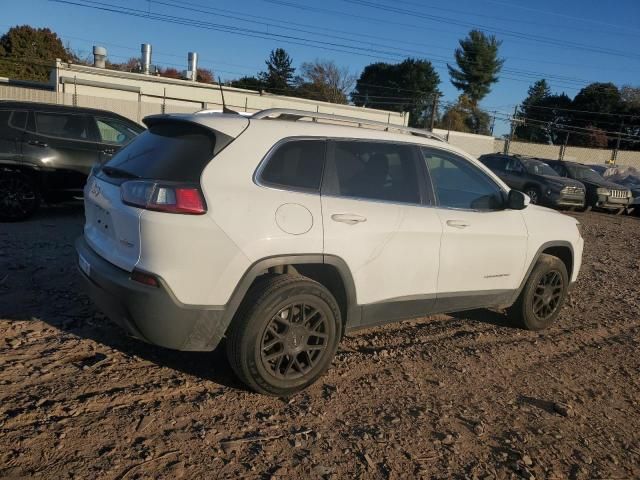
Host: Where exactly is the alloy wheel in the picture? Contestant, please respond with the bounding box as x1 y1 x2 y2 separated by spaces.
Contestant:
532 270 563 320
0 175 38 220
260 302 329 380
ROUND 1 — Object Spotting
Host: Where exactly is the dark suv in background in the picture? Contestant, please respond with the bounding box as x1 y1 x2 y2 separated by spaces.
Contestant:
0 101 144 221
545 160 633 213
478 153 586 209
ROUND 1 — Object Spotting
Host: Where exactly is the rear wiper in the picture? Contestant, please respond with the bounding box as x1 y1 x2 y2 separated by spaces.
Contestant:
101 166 140 179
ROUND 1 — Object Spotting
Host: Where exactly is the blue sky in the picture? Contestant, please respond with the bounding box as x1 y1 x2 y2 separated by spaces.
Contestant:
3 0 640 135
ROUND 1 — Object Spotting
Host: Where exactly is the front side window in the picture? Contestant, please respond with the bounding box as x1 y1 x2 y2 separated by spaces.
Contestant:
35 112 90 141
260 139 326 192
422 148 504 210
95 117 140 145
521 158 559 177
505 157 524 173
328 141 422 204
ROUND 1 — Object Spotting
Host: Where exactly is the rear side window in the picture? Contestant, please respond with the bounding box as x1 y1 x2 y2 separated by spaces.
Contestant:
328 141 422 205
35 112 90 140
423 148 504 210
9 111 27 129
259 140 326 192
103 121 216 182
95 117 140 145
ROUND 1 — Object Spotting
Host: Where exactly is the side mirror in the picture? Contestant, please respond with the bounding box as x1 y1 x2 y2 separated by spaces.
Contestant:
507 190 529 210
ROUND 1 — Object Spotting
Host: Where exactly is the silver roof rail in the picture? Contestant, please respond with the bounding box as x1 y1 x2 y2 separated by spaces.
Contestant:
251 108 446 142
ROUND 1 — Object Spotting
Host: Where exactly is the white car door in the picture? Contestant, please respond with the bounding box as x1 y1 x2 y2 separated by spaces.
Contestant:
321 140 443 326
420 147 528 310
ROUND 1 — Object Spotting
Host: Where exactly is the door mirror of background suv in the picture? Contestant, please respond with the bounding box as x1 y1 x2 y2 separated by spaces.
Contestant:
506 190 530 210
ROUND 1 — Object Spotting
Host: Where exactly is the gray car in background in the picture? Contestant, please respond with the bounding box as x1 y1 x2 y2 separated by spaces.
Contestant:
0 101 144 221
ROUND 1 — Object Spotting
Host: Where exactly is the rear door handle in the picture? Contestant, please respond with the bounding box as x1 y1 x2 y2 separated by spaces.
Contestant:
331 213 367 225
28 140 48 148
446 220 470 229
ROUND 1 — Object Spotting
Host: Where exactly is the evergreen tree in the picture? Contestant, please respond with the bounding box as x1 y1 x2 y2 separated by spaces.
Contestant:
260 48 295 94
447 30 504 105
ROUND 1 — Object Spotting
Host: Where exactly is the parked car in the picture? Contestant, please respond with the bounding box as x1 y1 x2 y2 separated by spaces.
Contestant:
545 160 633 213
0 101 144 221
590 164 639 214
478 153 586 209
76 109 584 396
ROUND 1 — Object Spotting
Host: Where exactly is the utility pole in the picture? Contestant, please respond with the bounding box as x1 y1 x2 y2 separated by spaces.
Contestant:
612 120 624 164
505 105 518 155
429 93 439 131
490 110 497 136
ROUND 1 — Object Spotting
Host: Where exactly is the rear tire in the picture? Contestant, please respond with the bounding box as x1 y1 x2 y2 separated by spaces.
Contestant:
0 171 40 222
507 254 569 331
226 274 342 396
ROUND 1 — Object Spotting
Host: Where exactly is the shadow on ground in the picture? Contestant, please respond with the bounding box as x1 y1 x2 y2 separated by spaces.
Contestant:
1 202 247 392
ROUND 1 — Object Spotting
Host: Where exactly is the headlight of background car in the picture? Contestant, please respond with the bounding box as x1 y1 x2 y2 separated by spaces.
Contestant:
596 187 610 196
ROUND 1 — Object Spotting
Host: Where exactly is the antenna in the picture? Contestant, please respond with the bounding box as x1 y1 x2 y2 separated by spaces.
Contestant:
218 77 238 114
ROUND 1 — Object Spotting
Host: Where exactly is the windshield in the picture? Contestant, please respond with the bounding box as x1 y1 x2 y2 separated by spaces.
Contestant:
567 164 605 183
521 158 559 177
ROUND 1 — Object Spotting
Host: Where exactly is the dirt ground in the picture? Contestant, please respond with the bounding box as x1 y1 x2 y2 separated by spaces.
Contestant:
1 204 639 480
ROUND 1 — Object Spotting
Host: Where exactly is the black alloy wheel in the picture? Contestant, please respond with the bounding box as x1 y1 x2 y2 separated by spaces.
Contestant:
525 187 540 205
226 274 342 396
531 270 563 321
260 302 330 380
507 253 569 331
0 172 40 222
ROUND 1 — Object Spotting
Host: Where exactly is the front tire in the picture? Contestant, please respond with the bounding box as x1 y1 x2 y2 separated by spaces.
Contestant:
508 254 569 330
0 172 40 222
226 275 342 396
524 186 541 205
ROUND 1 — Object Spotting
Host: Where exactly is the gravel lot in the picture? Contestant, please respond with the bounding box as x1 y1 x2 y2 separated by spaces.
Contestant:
1 204 639 479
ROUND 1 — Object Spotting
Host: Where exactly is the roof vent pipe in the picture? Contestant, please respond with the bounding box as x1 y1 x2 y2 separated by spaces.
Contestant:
93 46 107 69
141 43 152 75
187 51 198 81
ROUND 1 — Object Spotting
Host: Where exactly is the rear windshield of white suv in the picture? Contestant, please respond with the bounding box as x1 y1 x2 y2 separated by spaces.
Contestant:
102 121 216 182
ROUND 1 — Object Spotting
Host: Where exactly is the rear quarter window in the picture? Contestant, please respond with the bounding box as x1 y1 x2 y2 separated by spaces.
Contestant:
103 121 216 182
259 139 326 192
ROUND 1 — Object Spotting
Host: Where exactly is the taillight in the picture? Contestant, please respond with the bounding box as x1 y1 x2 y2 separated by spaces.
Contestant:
121 180 206 214
130 269 159 287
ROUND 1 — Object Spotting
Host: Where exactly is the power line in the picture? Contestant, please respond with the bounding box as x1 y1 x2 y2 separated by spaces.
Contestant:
48 0 607 92
341 0 640 60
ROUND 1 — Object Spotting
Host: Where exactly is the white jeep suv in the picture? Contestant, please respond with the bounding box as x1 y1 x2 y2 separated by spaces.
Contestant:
76 109 584 396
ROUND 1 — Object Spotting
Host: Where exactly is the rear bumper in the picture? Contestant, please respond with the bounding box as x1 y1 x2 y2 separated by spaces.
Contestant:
75 236 228 351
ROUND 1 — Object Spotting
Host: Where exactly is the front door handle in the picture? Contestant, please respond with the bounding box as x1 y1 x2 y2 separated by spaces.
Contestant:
28 140 48 148
446 220 470 229
331 213 367 225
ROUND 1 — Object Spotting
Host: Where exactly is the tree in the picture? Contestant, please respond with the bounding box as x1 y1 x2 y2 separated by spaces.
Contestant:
159 67 182 79
260 48 295 94
439 95 491 135
294 60 355 104
197 67 214 84
0 25 76 81
515 79 554 142
351 58 440 128
229 76 264 91
447 30 504 105
620 85 640 108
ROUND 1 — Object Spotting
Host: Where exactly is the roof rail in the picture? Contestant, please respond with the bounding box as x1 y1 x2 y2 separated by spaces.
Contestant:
251 108 446 142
